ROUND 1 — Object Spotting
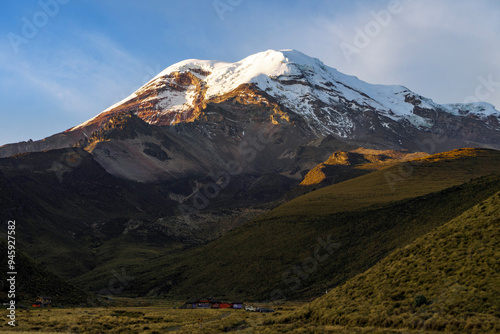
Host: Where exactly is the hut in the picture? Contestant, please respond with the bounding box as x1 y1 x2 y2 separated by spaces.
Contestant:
219 302 231 309
209 299 221 309
32 296 52 307
231 301 244 309
183 297 244 309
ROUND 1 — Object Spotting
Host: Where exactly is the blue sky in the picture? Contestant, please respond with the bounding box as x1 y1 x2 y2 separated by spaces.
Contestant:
1 0 499 145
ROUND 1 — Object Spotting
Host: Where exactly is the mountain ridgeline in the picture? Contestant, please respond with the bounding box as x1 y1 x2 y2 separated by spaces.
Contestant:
0 49 499 185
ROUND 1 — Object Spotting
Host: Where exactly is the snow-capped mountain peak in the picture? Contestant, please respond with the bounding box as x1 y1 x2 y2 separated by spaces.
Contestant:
443 102 499 118
2 49 499 166
70 49 499 139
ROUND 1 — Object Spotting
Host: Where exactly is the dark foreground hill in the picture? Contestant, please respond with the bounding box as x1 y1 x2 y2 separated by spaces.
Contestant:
273 191 500 333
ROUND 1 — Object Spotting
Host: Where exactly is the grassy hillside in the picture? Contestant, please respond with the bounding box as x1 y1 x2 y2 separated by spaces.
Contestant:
299 149 427 186
4 147 498 306
0 240 88 305
275 191 500 333
269 148 500 218
286 148 428 200
101 149 500 301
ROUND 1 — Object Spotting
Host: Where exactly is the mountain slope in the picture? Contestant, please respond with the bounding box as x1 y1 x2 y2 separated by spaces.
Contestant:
300 149 427 186
0 240 88 305
0 49 499 309
0 147 182 278
266 148 500 218
286 148 428 199
79 149 500 300
0 144 282 283
277 191 500 333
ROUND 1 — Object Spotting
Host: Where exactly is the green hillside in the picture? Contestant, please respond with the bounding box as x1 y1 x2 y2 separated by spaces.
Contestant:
91 149 500 301
4 147 498 307
297 149 427 188
268 148 500 218
0 240 88 306
275 191 500 333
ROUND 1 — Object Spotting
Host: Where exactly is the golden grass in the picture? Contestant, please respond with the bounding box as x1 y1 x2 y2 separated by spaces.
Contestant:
0 303 297 333
0 305 445 333
300 149 428 186
270 148 500 218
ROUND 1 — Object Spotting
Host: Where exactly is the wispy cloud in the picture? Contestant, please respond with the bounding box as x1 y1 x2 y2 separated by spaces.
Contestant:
1 30 150 117
0 29 155 144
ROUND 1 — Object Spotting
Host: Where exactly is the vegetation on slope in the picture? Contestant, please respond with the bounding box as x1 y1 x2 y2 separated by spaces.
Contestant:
269 148 500 218
0 240 88 305
0 147 180 279
300 149 427 186
276 192 500 332
286 148 428 200
113 149 500 301
2 147 499 309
